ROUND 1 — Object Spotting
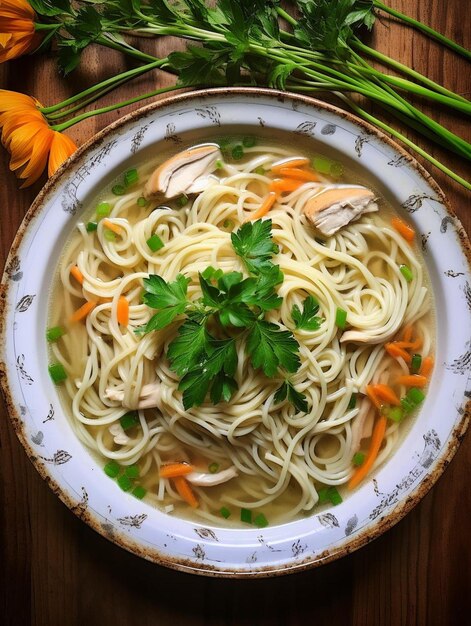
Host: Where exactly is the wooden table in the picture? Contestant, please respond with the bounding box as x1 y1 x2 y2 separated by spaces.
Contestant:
1 2 469 624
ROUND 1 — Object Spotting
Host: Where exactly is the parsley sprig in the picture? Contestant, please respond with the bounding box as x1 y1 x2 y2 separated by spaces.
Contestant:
139 219 310 411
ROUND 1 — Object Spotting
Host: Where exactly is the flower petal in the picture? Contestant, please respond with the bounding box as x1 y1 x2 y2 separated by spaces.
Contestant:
48 132 77 176
18 127 53 186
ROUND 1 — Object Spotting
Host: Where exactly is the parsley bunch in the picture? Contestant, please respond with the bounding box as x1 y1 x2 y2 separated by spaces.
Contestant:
139 219 312 411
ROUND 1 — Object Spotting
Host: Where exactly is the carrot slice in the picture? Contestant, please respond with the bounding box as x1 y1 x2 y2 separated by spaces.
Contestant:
395 338 423 351
349 415 387 490
420 356 434 378
278 167 319 182
271 157 309 173
248 192 277 221
396 374 428 388
173 476 198 508
160 463 194 479
365 385 381 409
385 343 412 364
70 265 84 285
102 219 123 235
70 300 96 322
391 216 415 242
270 178 304 194
372 384 401 406
117 295 129 326
401 325 413 342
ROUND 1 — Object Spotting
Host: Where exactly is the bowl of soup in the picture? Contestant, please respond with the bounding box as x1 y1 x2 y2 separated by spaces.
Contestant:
1 88 470 576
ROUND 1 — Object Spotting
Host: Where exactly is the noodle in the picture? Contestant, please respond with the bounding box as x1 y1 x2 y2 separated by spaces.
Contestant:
49 140 432 525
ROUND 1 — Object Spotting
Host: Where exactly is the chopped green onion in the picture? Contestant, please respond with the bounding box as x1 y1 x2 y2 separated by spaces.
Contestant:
132 485 147 499
48 362 67 384
330 162 344 178
146 234 164 252
347 394 357 410
335 307 347 330
400 264 413 282
86 221 98 232
254 166 266 175
400 396 416 415
208 462 219 474
312 155 332 175
117 474 133 491
254 513 269 528
242 136 256 148
96 202 111 219
411 354 422 374
124 168 138 187
329 487 343 506
104 229 116 242
408 387 426 405
220 506 231 519
231 144 244 160
317 487 330 504
125 465 140 479
222 219 233 229
240 508 252 524
353 452 365 467
383 406 404 422
177 194 188 207
137 196 149 207
120 411 139 430
215 159 224 169
46 326 65 342
104 460 120 478
112 184 126 196
218 137 232 149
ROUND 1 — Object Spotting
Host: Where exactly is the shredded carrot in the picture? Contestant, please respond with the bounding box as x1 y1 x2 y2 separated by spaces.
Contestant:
365 385 381 409
70 265 84 285
160 463 194 479
349 415 387 490
395 338 422 351
102 219 123 235
391 216 415 242
271 157 309 173
278 167 319 182
396 374 428 388
401 325 413 342
248 192 277 221
173 476 198 508
117 295 129 326
385 342 412 364
372 384 401 406
70 300 96 322
420 356 434 378
269 178 304 194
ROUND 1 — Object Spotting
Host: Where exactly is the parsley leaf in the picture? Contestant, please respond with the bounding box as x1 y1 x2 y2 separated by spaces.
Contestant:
274 381 309 413
247 321 300 377
167 320 209 376
139 274 190 333
231 219 279 275
291 295 323 331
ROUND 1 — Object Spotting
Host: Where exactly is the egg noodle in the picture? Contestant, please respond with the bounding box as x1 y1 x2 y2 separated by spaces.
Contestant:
50 143 431 525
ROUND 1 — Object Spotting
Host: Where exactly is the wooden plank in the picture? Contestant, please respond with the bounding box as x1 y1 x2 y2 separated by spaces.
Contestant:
0 2 470 624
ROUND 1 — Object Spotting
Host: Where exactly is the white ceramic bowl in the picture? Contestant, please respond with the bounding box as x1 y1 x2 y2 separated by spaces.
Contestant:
1 88 470 577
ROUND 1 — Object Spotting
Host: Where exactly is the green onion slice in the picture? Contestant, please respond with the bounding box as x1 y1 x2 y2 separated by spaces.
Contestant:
104 229 116 242
353 452 365 466
132 486 147 499
120 412 139 430
104 460 120 478
240 508 252 524
117 474 133 492
220 506 231 519
400 264 413 282
208 462 219 474
146 234 164 252
411 354 422 374
86 221 98 232
137 196 149 207
112 184 126 196
242 136 256 148
46 326 65 342
124 168 138 187
254 513 269 528
335 307 348 330
48 362 67 384
231 145 244 160
125 465 140 479
96 202 111 218
347 394 357 410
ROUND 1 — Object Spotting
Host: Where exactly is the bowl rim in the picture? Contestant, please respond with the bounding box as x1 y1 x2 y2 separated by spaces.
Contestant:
1 87 470 578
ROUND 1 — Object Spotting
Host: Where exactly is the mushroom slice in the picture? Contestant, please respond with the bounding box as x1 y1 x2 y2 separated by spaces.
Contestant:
105 382 160 409
144 143 222 199
186 466 238 487
303 185 378 236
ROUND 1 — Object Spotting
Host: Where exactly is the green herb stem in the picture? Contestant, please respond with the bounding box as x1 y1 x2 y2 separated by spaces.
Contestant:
373 0 471 61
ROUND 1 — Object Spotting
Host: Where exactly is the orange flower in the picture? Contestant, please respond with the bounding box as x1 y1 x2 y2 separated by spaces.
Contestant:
0 90 77 187
0 0 43 63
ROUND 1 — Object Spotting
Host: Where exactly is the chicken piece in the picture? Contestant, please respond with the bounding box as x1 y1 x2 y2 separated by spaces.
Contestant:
109 423 131 445
144 143 222 199
105 382 160 409
303 185 378 236
186 466 238 486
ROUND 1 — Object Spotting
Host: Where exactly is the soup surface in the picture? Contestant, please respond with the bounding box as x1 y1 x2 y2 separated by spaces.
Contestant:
48 133 434 527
